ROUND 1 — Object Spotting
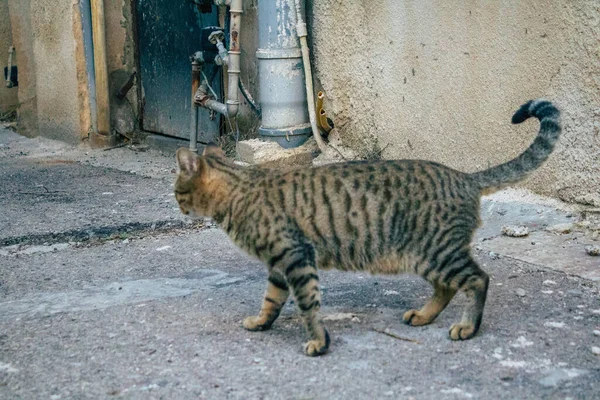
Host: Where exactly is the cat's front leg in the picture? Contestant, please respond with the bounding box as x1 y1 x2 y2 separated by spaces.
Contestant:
283 247 330 356
243 271 289 331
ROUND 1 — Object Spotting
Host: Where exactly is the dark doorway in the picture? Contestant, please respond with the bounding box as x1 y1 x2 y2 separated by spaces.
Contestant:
136 0 220 142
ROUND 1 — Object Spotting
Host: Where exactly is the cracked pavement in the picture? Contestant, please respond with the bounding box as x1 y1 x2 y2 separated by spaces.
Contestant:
1 127 599 399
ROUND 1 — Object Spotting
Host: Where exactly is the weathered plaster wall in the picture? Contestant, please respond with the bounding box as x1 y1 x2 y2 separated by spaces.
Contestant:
6 0 136 143
310 0 600 205
0 0 18 115
30 0 81 143
7 0 37 134
7 0 86 143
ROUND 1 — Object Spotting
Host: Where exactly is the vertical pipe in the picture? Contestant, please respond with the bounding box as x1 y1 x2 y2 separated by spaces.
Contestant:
226 0 242 117
256 0 311 148
190 60 201 153
90 0 110 136
294 0 327 153
79 0 97 133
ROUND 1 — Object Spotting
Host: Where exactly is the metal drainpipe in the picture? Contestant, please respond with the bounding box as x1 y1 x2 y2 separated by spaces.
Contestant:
256 0 311 148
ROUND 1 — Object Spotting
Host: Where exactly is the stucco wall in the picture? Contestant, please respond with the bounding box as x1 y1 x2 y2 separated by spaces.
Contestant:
310 0 600 205
30 0 81 143
7 0 84 143
0 0 18 115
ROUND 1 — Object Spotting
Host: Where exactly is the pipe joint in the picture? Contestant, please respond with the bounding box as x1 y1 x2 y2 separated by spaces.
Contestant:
296 22 308 38
229 0 243 14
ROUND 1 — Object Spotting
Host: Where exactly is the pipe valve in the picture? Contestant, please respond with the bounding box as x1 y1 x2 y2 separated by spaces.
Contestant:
208 30 229 66
208 30 225 44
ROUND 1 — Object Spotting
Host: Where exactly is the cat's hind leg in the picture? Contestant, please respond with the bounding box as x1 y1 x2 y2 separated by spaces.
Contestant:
243 271 289 331
447 259 489 340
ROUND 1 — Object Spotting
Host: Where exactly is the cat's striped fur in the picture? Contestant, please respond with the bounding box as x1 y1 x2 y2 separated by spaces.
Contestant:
175 100 561 356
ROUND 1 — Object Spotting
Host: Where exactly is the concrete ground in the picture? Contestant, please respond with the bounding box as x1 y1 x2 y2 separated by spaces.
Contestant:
1 127 599 400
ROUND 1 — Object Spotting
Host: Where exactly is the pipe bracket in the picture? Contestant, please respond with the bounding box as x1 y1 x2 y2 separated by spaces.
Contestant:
256 48 302 60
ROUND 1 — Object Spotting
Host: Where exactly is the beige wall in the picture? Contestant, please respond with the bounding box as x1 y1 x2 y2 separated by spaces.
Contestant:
5 0 137 143
30 0 82 143
5 0 598 204
7 0 85 143
310 0 600 205
0 0 18 115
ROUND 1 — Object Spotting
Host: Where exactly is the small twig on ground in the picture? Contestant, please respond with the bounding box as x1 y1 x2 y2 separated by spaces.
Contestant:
372 327 421 344
17 191 63 196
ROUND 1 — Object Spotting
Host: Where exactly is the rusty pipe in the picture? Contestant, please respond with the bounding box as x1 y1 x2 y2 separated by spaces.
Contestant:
225 0 242 118
190 60 202 153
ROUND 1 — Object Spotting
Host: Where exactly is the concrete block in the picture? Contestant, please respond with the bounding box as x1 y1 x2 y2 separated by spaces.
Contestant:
236 139 315 172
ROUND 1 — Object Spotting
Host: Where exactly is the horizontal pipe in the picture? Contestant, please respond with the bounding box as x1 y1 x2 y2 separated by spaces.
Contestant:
202 98 228 115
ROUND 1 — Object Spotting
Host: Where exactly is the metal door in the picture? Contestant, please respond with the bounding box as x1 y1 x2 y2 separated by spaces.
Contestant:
136 0 220 141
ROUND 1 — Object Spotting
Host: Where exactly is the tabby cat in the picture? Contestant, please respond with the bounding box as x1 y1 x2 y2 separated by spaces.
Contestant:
175 100 561 356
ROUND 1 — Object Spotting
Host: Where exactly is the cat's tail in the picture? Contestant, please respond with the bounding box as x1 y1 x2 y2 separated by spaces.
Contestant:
470 99 561 193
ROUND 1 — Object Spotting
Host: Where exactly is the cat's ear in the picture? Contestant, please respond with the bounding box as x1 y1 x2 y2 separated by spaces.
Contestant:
202 143 225 158
176 148 203 176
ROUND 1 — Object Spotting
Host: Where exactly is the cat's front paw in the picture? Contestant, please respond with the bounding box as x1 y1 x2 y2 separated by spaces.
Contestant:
449 322 476 340
303 329 330 356
242 316 272 331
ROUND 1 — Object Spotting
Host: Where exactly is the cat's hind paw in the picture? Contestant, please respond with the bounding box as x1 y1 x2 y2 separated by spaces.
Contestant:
242 316 273 332
303 329 330 356
449 322 477 340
